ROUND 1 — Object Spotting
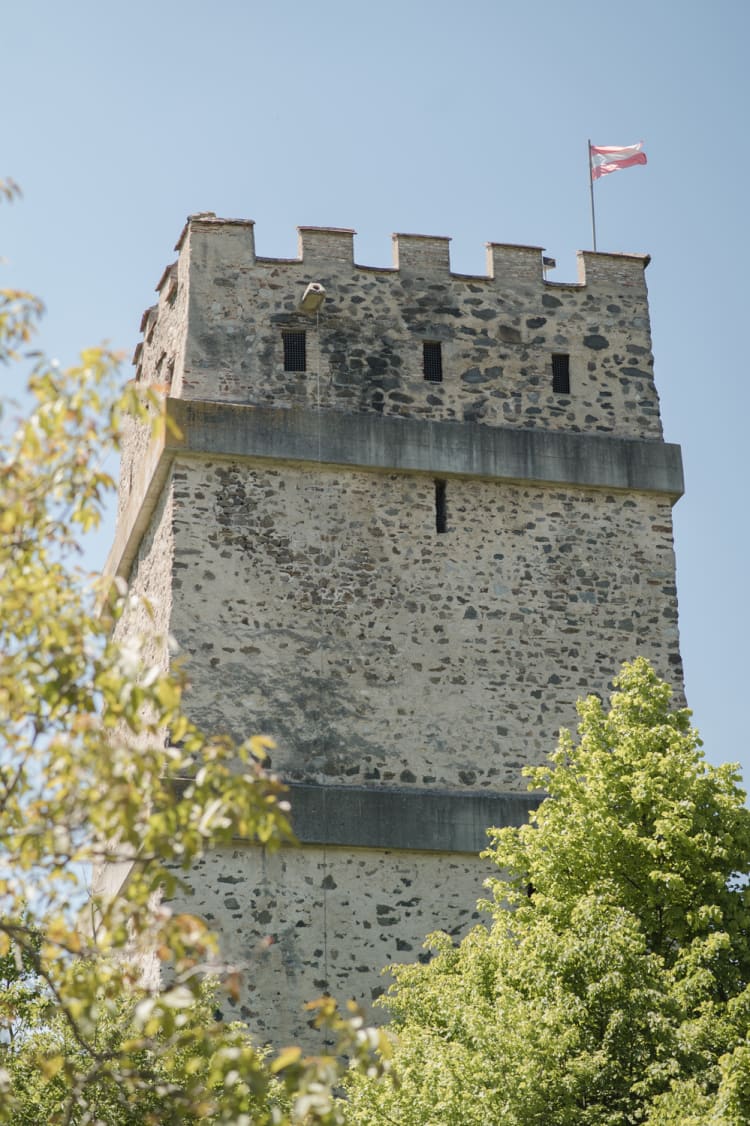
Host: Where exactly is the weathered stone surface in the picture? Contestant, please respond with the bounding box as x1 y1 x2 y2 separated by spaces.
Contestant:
120 220 662 517
164 459 682 789
110 219 684 1046
284 783 541 851
161 400 683 496
166 843 489 1043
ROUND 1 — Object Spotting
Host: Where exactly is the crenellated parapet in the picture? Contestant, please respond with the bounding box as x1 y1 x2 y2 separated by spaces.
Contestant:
168 213 652 280
119 215 666 530
168 214 650 289
131 215 658 445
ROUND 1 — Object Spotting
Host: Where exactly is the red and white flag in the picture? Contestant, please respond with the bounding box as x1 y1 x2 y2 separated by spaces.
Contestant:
590 142 647 181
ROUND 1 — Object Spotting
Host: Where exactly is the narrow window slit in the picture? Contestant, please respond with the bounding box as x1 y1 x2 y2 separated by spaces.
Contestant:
435 479 447 533
283 331 307 372
552 353 570 394
423 341 443 383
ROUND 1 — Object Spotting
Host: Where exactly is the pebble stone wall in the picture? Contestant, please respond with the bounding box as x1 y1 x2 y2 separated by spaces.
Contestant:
169 842 487 1046
121 217 663 518
110 217 684 1045
169 458 681 790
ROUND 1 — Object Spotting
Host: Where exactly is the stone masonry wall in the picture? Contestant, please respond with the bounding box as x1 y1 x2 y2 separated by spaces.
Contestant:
169 456 681 791
120 219 662 521
112 484 174 672
168 842 487 1045
110 217 683 1046
94 486 175 913
118 244 191 518
176 222 661 439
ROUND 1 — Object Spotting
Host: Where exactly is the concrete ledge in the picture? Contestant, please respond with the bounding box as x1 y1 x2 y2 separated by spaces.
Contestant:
104 397 683 583
165 399 684 500
286 782 541 853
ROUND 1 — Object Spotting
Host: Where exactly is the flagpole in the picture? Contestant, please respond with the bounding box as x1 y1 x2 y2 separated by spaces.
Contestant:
588 139 597 251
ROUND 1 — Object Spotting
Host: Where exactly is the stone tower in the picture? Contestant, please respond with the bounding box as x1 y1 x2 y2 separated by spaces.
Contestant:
106 216 684 1043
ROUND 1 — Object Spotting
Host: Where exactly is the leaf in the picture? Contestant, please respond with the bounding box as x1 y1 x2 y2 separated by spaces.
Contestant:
270 1046 302 1073
39 1054 64 1080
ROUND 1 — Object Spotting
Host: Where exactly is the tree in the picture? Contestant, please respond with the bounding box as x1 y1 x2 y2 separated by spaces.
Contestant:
343 659 750 1125
0 180 388 1123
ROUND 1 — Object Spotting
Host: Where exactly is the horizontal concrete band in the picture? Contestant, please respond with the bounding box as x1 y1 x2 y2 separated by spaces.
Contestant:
286 782 541 853
166 398 685 499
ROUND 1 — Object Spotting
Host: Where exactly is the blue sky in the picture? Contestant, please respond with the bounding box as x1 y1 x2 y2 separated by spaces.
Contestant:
2 0 747 782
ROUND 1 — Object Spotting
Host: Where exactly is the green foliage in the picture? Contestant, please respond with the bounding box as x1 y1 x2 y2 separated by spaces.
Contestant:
0 184 389 1123
5 979 279 1126
344 660 750 1125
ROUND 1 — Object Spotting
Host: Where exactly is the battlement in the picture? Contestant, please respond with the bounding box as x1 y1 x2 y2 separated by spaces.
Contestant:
130 214 661 455
171 213 650 288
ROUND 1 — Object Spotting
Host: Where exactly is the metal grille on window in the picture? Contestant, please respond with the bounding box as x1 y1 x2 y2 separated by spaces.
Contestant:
552 353 570 394
283 331 307 372
423 341 443 383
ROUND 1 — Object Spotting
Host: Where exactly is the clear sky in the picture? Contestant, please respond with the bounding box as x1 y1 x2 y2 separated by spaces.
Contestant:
2 0 747 782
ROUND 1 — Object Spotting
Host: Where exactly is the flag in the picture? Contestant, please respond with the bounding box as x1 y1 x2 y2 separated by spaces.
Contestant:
590 142 647 181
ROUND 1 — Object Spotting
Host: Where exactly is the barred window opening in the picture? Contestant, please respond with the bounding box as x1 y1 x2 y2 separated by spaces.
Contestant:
283 331 307 372
423 341 443 383
552 353 570 394
435 479 447 533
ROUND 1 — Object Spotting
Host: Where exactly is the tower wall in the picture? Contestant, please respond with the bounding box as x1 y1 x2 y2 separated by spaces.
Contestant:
109 217 684 1043
167 457 680 789
174 842 486 1045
